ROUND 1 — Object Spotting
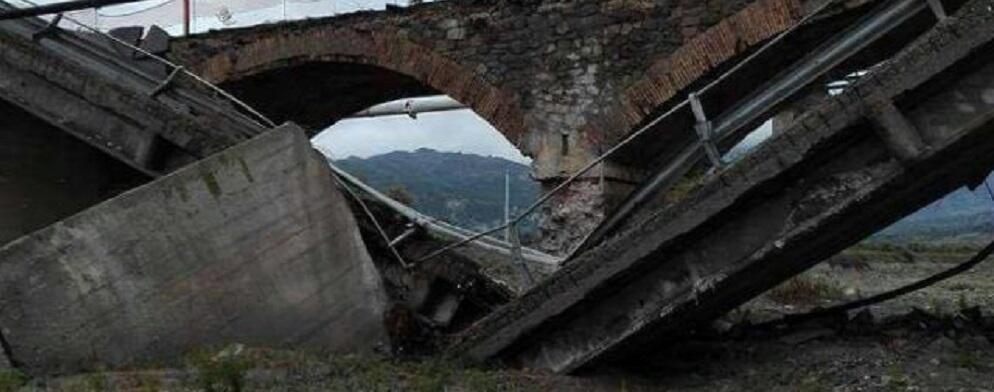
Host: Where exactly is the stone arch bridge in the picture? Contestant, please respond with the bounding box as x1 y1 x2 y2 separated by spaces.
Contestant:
2 0 988 376
163 0 881 252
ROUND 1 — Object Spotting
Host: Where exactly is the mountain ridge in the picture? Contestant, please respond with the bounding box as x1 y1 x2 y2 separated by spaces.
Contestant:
335 148 540 234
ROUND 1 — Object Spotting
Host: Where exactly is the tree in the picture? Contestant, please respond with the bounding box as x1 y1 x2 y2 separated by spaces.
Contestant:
386 184 415 206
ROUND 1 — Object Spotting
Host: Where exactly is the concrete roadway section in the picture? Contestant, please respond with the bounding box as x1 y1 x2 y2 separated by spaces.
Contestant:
451 0 994 373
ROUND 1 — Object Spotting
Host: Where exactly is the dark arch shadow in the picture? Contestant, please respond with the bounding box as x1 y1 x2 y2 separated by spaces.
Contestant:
220 62 440 135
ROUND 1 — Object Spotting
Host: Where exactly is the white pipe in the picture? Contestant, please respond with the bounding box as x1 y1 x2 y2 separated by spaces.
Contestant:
347 96 468 119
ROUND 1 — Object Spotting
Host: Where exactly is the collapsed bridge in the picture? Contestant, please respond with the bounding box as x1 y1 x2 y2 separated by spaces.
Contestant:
1 0 993 377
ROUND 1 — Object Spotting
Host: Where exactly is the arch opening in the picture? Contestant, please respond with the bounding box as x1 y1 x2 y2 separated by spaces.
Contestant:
221 61 441 134
219 60 540 237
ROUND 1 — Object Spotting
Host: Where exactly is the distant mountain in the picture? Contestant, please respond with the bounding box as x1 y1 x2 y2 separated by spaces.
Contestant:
336 147 994 245
336 149 541 234
876 172 994 243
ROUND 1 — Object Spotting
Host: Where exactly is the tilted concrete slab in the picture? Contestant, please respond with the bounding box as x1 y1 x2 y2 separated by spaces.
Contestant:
0 6 266 177
451 1 994 373
0 124 389 374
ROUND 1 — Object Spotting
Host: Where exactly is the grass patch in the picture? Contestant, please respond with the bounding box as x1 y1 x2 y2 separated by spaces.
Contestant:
325 355 519 391
185 346 251 392
796 374 831 392
852 241 978 254
0 369 26 392
662 170 707 204
29 348 557 391
952 350 985 370
768 275 845 305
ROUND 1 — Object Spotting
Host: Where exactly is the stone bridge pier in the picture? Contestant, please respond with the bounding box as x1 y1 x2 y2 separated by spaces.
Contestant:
168 0 837 253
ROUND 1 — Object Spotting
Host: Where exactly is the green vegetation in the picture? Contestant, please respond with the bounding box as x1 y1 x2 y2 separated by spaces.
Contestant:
0 369 26 392
323 354 524 392
849 241 979 255
768 275 845 305
81 373 108 392
185 346 252 392
952 349 986 370
165 348 542 391
883 364 913 392
796 374 831 392
336 149 540 234
839 240 983 266
661 169 708 205
386 184 416 206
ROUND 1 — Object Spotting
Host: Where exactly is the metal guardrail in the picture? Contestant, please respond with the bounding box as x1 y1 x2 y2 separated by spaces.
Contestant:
570 0 935 257
5 0 278 130
415 0 943 267
415 0 851 264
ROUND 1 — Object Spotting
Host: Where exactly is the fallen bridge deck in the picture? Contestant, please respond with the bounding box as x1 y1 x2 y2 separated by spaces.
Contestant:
451 0 994 373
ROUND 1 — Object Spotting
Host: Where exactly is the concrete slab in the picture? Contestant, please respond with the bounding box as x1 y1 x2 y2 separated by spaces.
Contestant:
0 124 389 374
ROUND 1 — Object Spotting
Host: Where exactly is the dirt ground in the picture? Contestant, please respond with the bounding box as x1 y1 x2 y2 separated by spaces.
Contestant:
598 246 994 392
7 247 994 391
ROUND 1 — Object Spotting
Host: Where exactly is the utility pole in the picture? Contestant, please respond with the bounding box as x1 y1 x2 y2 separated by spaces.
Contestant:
504 169 511 242
182 0 190 36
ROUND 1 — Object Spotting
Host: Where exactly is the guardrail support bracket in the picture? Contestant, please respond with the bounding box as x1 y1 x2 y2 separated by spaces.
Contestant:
689 93 726 169
31 13 62 40
149 66 184 98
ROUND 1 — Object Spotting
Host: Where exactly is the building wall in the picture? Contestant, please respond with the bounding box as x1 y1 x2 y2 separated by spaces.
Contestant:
0 124 389 374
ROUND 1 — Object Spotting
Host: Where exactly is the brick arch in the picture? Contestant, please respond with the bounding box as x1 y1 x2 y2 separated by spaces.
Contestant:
581 0 804 146
185 28 529 146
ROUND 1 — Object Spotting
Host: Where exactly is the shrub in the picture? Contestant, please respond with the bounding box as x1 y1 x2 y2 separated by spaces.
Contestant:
0 369 26 392
186 346 251 392
768 276 844 304
386 184 416 206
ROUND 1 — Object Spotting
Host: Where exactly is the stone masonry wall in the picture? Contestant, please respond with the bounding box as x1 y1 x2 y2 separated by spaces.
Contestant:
168 0 842 254
0 124 389 374
170 0 811 180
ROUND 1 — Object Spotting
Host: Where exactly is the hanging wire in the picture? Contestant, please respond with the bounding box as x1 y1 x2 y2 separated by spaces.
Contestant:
313 144 410 267
333 173 411 269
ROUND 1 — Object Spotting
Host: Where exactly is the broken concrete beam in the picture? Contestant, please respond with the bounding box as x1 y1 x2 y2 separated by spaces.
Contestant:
450 0 994 372
0 123 389 375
